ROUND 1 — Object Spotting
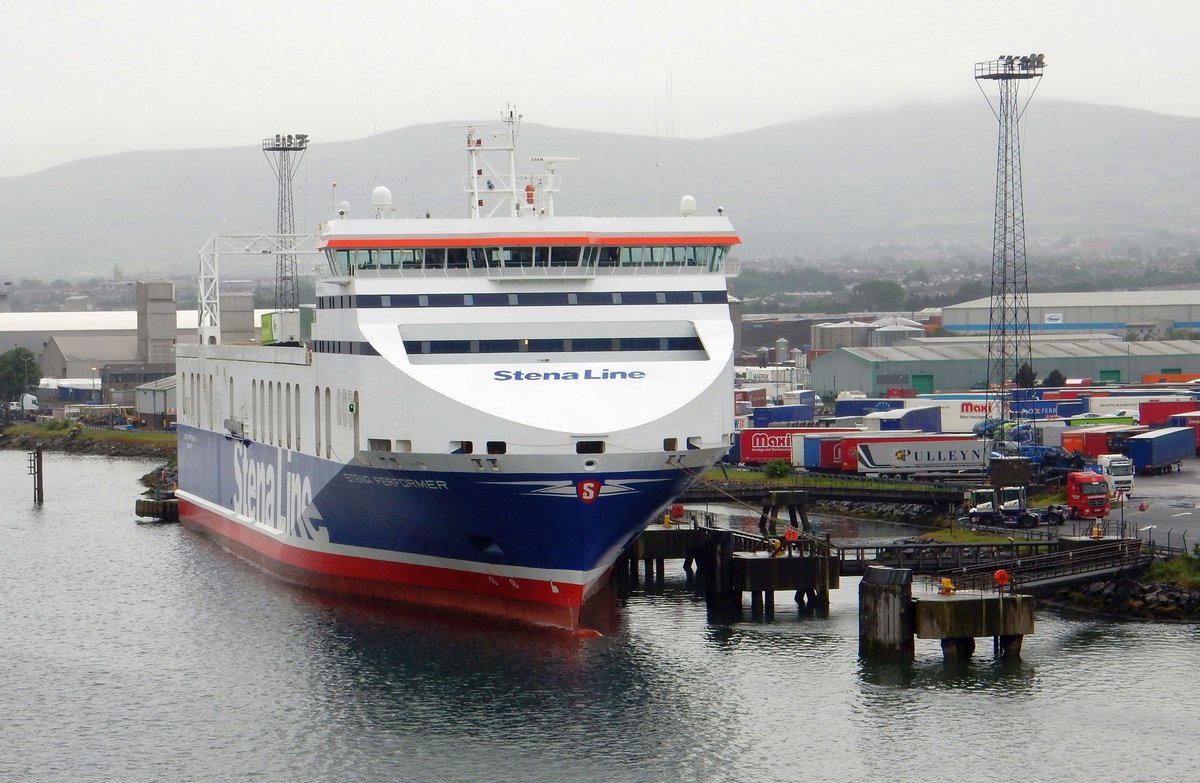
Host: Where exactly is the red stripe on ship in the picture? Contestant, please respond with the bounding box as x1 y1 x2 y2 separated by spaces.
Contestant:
179 500 592 630
322 234 741 249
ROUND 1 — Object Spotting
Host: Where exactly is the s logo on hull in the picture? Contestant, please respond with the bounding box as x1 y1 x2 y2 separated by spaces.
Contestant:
577 480 601 503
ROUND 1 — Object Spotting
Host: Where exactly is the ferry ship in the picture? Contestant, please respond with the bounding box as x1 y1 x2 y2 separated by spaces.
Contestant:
174 113 739 629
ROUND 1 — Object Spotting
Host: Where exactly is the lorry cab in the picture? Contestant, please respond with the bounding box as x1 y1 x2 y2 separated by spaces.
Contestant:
1094 453 1134 497
1066 471 1110 519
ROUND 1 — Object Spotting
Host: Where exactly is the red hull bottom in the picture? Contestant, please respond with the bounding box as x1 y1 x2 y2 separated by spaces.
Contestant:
179 499 605 631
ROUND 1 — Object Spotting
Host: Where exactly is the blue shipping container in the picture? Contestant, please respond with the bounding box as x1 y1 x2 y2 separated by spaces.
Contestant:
1126 427 1193 475
751 404 815 427
834 398 904 417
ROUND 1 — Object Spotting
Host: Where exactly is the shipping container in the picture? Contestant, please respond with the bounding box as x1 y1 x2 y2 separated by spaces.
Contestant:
734 386 769 408
862 405 942 433
1166 411 1200 454
833 398 904 417
838 432 973 472
1087 394 1190 418
1061 425 1128 459
750 403 816 428
854 436 988 477
1138 400 1200 427
738 427 860 464
793 430 923 471
1126 427 1193 475
907 395 997 433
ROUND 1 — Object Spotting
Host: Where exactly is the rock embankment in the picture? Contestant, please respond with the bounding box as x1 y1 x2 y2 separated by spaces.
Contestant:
812 500 949 528
0 429 176 460
1049 577 1200 622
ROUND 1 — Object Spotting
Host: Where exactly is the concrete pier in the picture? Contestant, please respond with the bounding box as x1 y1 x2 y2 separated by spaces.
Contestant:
859 565 1035 661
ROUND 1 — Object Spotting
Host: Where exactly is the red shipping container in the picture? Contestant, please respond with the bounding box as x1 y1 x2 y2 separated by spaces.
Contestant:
738 427 857 464
1138 400 1200 427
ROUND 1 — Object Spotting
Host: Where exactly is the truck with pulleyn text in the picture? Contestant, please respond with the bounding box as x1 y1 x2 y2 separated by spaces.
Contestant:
853 437 989 478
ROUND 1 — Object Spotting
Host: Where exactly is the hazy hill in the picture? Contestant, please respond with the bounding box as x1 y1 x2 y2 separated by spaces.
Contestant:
2 100 1198 279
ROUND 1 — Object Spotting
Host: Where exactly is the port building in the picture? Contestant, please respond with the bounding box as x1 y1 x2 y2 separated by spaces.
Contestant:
810 336 1200 397
943 290 1200 336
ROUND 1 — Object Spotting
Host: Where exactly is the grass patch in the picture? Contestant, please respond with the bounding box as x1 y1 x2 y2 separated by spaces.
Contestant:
7 422 177 449
1144 554 1200 589
916 528 1017 545
700 467 958 493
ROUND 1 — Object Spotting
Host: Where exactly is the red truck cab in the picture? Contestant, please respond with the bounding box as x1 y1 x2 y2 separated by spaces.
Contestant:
1066 471 1110 519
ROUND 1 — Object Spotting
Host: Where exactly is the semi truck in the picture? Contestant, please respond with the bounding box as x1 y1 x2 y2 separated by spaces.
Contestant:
1093 454 1134 496
962 486 1066 528
1065 471 1111 519
6 393 38 419
1126 427 1194 475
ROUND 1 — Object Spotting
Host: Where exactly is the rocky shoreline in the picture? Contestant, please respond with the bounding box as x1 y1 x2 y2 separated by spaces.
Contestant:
0 429 177 460
811 500 951 528
812 499 1200 623
1045 577 1200 623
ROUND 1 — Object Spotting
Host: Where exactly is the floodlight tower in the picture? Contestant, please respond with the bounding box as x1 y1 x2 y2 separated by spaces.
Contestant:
975 53 1045 425
262 133 309 311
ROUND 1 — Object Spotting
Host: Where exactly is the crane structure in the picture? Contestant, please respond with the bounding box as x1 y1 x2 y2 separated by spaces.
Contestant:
975 54 1045 426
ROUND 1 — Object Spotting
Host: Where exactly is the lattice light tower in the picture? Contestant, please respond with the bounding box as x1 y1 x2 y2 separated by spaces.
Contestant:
975 54 1045 425
262 133 309 311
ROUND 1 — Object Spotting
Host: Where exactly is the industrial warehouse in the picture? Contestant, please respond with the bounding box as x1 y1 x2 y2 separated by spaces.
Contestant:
809 335 1200 398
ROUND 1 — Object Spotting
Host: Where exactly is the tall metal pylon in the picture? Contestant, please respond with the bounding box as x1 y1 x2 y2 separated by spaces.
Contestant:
975 54 1045 425
262 133 309 311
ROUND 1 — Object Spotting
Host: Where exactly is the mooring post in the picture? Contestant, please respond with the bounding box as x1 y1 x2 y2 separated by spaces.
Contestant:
28 447 44 505
858 566 915 660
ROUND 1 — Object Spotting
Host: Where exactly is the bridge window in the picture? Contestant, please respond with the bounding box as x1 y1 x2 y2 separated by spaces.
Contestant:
576 441 605 454
486 441 507 455
424 248 445 269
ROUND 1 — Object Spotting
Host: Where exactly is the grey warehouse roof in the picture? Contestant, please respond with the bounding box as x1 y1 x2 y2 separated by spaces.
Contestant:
946 290 1200 310
832 339 1200 364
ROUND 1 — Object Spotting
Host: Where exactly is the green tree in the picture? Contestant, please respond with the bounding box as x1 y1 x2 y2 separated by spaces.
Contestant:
851 279 906 310
763 459 792 480
1015 362 1037 389
0 348 41 402
1043 368 1066 388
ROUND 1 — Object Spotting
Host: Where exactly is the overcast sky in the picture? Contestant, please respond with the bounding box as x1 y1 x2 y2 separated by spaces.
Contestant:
3 1 1196 177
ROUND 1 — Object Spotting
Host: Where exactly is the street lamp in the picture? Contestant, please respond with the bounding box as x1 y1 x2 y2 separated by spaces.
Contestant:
90 365 98 403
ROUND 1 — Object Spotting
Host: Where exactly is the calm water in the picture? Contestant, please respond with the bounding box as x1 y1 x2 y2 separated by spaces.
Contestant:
2 451 1198 782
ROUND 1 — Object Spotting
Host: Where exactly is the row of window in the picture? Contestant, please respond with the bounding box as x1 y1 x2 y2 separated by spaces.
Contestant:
317 289 727 309
401 337 704 355
310 336 704 356
328 245 729 274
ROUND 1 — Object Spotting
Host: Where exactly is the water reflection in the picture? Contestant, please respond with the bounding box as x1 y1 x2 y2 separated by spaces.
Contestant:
858 656 1039 694
692 502 928 544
